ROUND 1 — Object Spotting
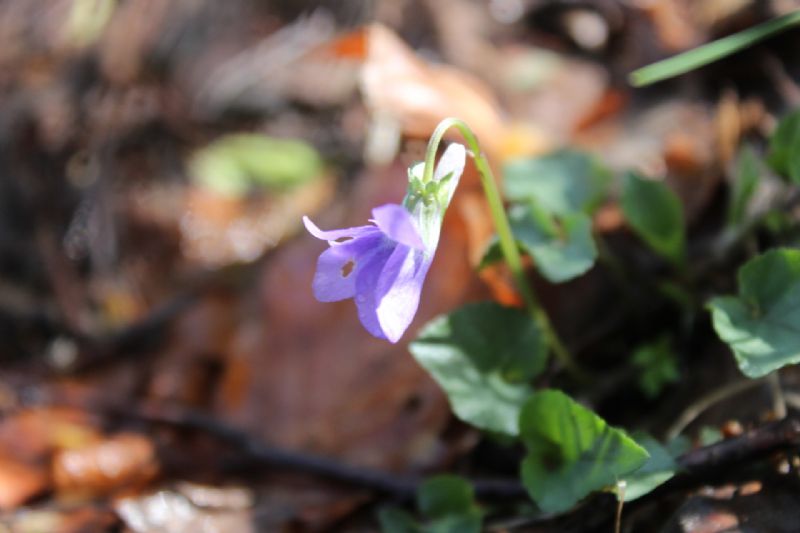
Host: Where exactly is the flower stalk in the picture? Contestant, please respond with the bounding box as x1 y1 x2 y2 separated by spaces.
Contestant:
424 118 584 378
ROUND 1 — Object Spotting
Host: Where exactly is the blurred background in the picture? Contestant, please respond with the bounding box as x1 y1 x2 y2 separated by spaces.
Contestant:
0 0 799 531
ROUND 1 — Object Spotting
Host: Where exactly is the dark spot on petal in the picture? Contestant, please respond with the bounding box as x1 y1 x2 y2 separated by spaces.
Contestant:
402 394 423 414
341 260 354 277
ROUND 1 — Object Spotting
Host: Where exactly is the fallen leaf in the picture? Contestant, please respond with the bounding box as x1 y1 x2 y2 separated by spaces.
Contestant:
0 454 50 510
360 23 508 157
53 433 159 498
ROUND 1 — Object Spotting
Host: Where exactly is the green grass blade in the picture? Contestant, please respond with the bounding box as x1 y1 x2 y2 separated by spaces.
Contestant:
630 10 800 87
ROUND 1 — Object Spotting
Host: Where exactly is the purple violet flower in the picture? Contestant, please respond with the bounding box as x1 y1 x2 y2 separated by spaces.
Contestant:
303 143 466 342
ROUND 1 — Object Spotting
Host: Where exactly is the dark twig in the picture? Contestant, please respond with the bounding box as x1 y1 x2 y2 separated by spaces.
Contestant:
21 388 525 501
676 416 800 476
21 387 800 509
110 400 529 500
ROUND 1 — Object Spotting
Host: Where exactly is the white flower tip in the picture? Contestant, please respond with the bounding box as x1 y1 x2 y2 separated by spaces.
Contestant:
434 143 467 183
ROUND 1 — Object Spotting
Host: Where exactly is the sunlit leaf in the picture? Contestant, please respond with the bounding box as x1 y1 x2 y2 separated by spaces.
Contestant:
709 248 800 378
519 390 648 513
768 109 800 183
504 150 611 215
630 11 800 86
621 172 685 266
190 134 323 197
410 302 547 435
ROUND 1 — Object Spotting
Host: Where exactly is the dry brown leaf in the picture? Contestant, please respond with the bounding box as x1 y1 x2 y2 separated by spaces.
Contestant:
0 454 50 510
360 23 507 156
0 407 100 464
53 433 159 498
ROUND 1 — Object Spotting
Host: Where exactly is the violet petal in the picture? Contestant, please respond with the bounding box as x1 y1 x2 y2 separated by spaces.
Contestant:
311 233 384 302
370 204 425 250
303 216 379 242
374 245 431 343
353 245 397 340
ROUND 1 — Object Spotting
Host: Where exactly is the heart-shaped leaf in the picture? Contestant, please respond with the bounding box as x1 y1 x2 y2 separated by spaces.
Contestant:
519 390 649 513
410 302 547 435
479 204 597 283
709 248 800 378
504 150 611 215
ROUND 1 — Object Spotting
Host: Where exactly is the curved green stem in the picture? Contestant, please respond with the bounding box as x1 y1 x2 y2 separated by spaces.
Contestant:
424 118 585 379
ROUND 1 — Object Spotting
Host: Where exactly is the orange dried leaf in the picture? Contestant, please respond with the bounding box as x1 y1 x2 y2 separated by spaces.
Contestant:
0 454 50 510
53 433 159 498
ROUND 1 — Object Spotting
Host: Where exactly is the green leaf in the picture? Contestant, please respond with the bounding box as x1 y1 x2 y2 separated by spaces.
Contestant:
622 434 678 501
621 172 685 266
512 204 597 283
631 338 680 398
424 515 482 533
410 302 547 435
728 144 761 225
768 110 800 183
519 390 649 513
417 476 482 533
479 205 598 283
629 11 800 86
709 248 800 377
699 426 724 446
379 476 483 533
190 134 323 197
418 476 476 518
379 507 420 533
504 150 611 215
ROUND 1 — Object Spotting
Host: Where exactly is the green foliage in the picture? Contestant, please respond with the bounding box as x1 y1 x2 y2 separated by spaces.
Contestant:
379 476 482 533
629 11 800 86
480 204 597 283
379 508 421 533
622 434 678 501
728 144 761 225
709 248 800 378
503 150 611 215
768 110 800 183
511 205 597 283
631 338 680 398
190 134 323 196
621 172 686 266
698 426 724 446
518 390 649 513
410 302 547 435
491 149 606 283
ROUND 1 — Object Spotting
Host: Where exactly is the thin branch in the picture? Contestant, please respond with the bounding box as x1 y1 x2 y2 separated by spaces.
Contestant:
22 388 800 510
23 389 524 501
665 377 768 440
